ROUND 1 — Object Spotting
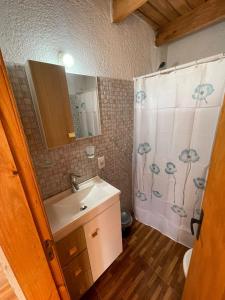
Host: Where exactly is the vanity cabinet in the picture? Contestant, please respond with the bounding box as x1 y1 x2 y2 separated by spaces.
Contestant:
54 197 122 299
26 60 75 148
84 201 122 282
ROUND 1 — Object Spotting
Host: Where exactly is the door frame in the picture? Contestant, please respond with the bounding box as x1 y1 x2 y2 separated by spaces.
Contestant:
0 50 70 299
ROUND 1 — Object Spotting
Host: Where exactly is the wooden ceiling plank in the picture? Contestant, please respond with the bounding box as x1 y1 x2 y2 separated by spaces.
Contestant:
156 0 225 46
135 10 160 30
186 0 206 9
112 0 148 22
147 0 180 21
139 2 169 26
168 0 192 15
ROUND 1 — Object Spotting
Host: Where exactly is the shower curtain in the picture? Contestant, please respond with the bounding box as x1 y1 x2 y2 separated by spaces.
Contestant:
133 58 225 247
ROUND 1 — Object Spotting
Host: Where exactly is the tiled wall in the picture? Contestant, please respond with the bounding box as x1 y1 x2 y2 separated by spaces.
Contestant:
7 64 134 210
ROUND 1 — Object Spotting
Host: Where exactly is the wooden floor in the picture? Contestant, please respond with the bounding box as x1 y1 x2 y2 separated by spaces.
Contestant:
82 221 187 300
0 266 17 300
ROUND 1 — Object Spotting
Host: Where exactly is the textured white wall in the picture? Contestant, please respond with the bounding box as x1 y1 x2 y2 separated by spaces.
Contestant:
166 21 225 67
0 0 162 79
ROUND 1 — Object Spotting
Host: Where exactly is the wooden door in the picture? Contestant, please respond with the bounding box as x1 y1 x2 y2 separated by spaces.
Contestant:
83 201 122 282
26 60 75 148
182 96 225 300
0 119 61 299
0 51 70 299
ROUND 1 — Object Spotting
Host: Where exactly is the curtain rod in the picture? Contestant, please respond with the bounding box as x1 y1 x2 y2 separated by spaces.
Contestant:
133 53 225 81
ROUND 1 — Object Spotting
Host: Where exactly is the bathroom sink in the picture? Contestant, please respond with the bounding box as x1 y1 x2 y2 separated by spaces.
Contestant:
44 176 120 240
50 184 109 219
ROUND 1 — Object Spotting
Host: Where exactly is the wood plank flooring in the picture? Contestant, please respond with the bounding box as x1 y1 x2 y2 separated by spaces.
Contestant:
81 221 187 300
0 266 17 300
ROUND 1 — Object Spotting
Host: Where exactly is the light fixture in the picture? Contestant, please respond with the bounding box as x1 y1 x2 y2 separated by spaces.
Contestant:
58 51 74 68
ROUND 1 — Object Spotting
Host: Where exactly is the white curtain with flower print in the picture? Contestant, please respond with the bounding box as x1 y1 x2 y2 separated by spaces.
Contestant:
133 58 225 247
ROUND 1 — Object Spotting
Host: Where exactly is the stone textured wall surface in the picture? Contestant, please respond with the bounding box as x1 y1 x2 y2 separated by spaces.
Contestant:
7 64 133 210
1 0 161 79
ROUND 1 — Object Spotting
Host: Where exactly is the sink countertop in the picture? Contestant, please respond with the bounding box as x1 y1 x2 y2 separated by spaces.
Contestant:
44 176 121 241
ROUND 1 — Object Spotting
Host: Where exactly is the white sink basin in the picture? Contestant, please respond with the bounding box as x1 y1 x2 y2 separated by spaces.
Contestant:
44 176 120 241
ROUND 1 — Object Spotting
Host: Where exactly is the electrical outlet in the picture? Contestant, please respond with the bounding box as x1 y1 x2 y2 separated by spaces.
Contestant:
98 156 105 169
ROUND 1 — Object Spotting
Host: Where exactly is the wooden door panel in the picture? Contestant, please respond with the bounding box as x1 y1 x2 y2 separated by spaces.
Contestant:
0 119 60 299
182 97 225 299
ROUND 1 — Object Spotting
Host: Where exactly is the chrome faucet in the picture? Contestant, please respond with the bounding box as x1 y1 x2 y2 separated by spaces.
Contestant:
70 173 81 193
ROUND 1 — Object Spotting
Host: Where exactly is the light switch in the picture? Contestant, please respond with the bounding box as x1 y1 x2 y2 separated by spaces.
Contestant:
98 156 105 169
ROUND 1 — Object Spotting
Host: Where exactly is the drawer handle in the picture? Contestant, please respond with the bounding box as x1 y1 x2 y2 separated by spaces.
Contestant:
91 228 99 238
68 246 78 256
68 132 75 138
74 267 82 277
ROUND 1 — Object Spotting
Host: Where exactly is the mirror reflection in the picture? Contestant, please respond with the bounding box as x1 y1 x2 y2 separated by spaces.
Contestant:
66 73 101 139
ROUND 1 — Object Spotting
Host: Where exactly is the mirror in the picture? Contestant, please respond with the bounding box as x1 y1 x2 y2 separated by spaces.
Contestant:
66 73 101 139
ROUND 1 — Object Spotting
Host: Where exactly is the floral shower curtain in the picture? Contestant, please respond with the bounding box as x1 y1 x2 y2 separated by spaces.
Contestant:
133 58 225 247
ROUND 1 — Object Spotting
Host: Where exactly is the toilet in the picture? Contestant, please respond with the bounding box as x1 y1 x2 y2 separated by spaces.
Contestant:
183 248 193 277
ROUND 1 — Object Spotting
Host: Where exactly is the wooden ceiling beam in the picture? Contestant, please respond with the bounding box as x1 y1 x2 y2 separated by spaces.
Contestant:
112 0 148 23
156 0 225 46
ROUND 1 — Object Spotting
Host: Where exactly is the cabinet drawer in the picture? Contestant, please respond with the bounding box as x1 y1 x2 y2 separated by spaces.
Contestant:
56 227 86 266
63 250 93 299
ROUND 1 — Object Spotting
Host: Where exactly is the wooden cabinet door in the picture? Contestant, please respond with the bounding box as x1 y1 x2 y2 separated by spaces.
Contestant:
26 60 75 148
182 97 225 300
84 201 123 282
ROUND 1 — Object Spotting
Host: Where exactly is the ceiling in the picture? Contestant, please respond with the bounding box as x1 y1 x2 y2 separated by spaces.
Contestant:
112 0 225 46
137 0 207 30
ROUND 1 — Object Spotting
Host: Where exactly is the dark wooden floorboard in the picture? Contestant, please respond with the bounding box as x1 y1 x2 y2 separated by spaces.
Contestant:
81 221 187 300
